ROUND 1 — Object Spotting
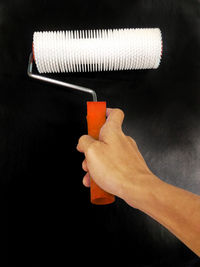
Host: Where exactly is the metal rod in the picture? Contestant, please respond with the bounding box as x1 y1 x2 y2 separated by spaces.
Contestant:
27 53 98 102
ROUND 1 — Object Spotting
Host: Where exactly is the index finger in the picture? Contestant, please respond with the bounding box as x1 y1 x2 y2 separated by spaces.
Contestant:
76 135 95 153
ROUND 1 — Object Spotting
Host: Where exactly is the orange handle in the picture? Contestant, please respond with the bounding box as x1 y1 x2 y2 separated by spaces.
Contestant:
87 101 115 205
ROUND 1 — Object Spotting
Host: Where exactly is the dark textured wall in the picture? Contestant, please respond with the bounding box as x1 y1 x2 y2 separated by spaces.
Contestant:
1 0 200 265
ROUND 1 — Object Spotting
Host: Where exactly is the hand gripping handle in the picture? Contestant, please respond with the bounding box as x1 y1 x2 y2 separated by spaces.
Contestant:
87 102 115 205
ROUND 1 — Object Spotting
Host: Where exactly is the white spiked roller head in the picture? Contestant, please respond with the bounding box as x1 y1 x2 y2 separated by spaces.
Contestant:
33 28 162 73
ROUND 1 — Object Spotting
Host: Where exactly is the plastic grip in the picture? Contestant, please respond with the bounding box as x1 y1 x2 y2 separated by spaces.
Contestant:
87 101 115 205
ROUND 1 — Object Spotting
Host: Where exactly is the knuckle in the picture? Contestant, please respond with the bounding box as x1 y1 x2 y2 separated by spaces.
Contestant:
78 134 87 144
127 135 132 141
132 138 137 146
82 159 87 171
86 140 98 155
127 135 137 145
82 160 85 168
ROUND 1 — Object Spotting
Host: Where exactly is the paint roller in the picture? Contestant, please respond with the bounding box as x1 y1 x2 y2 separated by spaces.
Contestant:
27 28 162 205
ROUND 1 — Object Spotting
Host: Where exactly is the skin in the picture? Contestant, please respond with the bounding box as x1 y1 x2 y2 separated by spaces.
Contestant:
77 108 200 256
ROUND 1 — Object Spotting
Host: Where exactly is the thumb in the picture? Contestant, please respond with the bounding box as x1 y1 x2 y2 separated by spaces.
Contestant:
105 108 125 129
76 134 96 154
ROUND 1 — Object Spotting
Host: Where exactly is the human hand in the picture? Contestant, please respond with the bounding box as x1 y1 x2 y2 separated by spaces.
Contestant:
77 108 200 255
77 108 158 208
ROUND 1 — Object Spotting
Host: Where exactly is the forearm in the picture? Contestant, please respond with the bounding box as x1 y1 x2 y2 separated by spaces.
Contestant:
126 176 200 256
77 108 200 255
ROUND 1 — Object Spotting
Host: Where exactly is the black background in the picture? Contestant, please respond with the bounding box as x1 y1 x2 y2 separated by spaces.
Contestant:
1 0 200 266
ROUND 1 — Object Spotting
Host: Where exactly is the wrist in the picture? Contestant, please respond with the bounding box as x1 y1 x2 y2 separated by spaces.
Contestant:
122 172 164 211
